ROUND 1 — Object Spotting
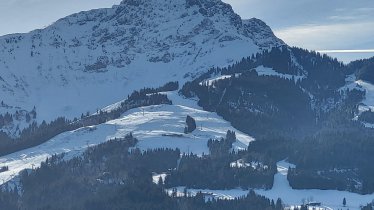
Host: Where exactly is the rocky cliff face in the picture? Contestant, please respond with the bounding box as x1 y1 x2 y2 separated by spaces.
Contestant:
0 0 283 135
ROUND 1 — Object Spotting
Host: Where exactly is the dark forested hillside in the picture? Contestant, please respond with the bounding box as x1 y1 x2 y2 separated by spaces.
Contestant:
181 47 357 137
181 46 374 193
0 133 282 210
183 70 314 136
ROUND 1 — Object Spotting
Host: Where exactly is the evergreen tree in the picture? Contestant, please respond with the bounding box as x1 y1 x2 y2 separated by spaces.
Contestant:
275 198 283 210
184 115 196 133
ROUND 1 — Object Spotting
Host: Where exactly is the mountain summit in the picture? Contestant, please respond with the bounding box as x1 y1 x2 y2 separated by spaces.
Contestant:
0 0 283 135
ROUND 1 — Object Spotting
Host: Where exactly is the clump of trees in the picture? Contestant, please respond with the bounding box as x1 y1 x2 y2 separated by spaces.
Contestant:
184 115 196 133
165 130 276 190
361 203 373 210
358 110 374 124
0 105 37 128
208 130 236 157
0 166 9 173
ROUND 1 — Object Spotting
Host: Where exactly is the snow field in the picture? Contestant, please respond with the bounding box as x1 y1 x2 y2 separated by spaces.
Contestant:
0 92 254 185
166 160 374 210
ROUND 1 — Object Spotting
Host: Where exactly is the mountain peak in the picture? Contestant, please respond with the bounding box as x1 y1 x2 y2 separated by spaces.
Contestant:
115 0 242 27
0 0 284 134
243 18 285 48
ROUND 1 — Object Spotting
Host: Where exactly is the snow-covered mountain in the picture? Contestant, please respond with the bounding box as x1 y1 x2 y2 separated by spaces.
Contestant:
0 0 283 135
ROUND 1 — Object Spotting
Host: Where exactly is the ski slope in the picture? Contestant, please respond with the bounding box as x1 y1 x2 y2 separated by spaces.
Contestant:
255 65 305 81
340 76 374 113
340 75 374 127
0 92 254 185
256 161 374 210
357 80 374 111
167 161 374 210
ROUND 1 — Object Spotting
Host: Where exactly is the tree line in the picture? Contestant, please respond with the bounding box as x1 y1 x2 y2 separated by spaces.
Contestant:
0 132 282 210
0 82 178 156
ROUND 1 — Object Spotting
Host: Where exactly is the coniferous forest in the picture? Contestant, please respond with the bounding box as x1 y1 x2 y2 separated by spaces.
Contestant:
0 133 282 210
181 47 374 194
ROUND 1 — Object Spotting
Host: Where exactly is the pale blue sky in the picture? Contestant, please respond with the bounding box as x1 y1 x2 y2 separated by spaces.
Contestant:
0 0 373 62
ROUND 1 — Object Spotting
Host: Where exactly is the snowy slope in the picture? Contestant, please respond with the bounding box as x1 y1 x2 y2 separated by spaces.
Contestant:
0 0 284 135
199 65 305 87
340 75 374 126
256 161 374 210
356 80 374 111
255 65 305 81
339 75 374 113
0 92 253 184
167 161 374 210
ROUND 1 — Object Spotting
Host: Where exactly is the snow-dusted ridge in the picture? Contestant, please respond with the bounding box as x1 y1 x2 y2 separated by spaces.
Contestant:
199 65 305 87
0 92 254 185
0 0 283 135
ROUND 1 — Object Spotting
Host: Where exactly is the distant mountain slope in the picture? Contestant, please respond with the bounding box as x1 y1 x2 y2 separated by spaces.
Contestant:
180 46 361 136
179 47 374 195
0 0 283 135
346 57 374 84
0 91 254 185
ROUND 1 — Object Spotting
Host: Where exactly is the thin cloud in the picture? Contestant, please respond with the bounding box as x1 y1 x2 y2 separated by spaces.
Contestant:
274 21 374 50
329 7 374 23
318 49 374 53
355 7 374 12
329 15 360 21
